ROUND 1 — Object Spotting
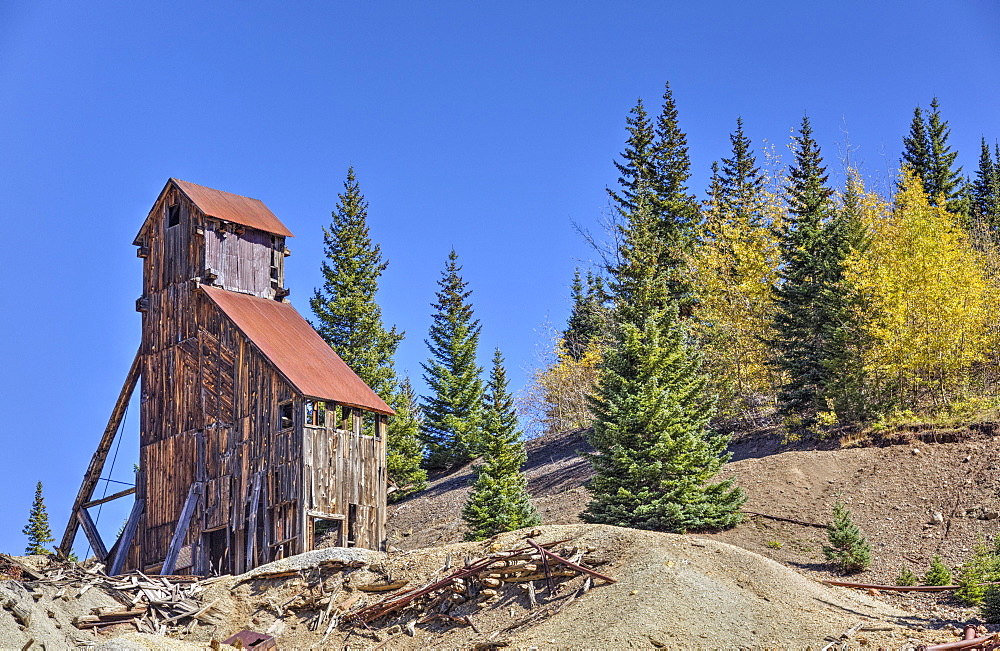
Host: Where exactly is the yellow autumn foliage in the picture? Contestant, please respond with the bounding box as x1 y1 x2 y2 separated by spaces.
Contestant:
844 171 1000 411
520 339 601 436
687 189 784 419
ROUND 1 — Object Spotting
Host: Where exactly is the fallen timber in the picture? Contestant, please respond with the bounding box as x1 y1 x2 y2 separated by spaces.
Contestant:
347 538 615 627
823 579 1000 592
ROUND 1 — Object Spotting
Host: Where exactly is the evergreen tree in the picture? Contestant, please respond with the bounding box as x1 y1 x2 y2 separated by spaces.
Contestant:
903 99 966 213
583 182 745 532
607 83 699 308
421 250 485 470
818 170 871 421
895 565 917 586
462 349 540 540
562 269 608 360
607 99 656 218
716 117 768 229
22 481 54 555
771 116 835 426
310 167 404 399
925 97 966 213
386 378 428 501
973 137 1000 230
924 555 953 586
651 82 700 275
902 106 930 183
823 500 871 573
310 168 422 490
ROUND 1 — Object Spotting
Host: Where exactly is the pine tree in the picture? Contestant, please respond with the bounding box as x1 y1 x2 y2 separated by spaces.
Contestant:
924 555 953 586
716 117 768 229
583 182 745 532
462 349 540 540
818 170 871 421
973 137 1000 230
823 500 871 573
902 106 930 183
310 167 404 399
607 98 657 218
925 97 966 213
386 378 428 501
310 168 422 490
771 116 835 426
895 565 917 586
903 99 966 214
562 269 608 360
421 250 485 470
22 481 55 555
607 83 699 309
651 82 700 274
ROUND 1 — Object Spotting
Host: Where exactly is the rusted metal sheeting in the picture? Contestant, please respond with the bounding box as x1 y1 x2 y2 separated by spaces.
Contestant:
173 178 294 237
202 286 393 415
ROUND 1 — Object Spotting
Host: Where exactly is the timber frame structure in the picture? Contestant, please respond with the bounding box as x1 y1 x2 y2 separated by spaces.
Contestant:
60 179 393 576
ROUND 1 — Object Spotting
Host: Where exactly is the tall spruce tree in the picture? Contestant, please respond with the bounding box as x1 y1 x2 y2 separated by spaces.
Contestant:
607 83 699 309
562 269 608 360
771 116 835 426
23 481 54 555
902 99 966 214
462 349 540 540
818 170 871 421
310 167 403 398
387 378 428 500
973 138 1000 230
717 117 768 229
421 250 485 470
310 168 424 492
583 182 744 532
902 106 930 184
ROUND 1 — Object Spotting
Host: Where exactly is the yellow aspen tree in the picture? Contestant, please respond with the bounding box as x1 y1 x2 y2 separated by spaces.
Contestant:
844 170 998 412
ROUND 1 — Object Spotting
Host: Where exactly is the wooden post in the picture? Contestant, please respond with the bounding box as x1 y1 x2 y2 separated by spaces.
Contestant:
59 351 141 558
108 498 144 576
76 509 108 561
161 483 201 575
245 472 262 569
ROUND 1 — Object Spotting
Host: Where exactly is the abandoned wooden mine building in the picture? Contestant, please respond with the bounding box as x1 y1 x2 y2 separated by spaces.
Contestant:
59 178 393 576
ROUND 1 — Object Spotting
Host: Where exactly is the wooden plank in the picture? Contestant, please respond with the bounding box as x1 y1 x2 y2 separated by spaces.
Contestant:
162 483 201 575
82 487 136 509
245 472 262 568
59 350 141 557
108 498 144 576
76 508 108 561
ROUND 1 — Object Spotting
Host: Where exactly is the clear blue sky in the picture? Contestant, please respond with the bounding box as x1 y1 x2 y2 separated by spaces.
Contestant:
1 1 997 556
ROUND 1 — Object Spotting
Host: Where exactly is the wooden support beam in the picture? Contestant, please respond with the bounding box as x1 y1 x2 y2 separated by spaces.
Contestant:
76 508 108 561
162 484 201 575
108 498 144 576
245 472 262 569
82 487 136 509
59 351 141 558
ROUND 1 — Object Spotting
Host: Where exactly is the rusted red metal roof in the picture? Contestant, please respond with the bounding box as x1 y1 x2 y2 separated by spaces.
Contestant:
172 178 294 237
202 286 393 415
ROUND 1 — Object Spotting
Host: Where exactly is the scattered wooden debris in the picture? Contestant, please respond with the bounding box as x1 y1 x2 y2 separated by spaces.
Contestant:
345 538 614 633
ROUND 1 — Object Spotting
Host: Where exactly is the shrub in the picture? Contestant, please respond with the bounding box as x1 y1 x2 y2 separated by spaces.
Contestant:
823 500 871 573
956 539 1000 605
982 586 1000 623
895 565 917 586
924 555 952 586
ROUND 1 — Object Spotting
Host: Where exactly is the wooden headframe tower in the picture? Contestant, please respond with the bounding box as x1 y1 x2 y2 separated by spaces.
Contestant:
60 179 392 576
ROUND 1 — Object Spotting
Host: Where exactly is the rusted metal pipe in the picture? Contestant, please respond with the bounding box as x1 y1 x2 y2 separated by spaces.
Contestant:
919 631 999 651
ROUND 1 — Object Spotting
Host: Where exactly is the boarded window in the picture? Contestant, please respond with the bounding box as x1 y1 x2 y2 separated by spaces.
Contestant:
304 400 326 427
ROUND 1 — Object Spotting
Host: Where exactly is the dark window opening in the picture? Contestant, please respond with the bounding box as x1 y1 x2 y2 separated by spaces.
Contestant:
167 204 180 227
347 504 358 547
279 402 293 429
304 400 326 427
205 528 229 576
313 518 342 549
